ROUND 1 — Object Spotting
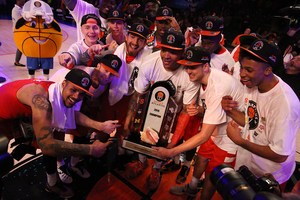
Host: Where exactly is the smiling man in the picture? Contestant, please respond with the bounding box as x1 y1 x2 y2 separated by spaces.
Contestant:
123 31 200 191
0 69 119 198
58 14 107 69
153 46 244 199
62 0 117 41
146 6 180 52
221 39 300 191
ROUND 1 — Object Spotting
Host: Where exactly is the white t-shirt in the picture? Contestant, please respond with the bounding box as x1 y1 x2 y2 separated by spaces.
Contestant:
235 77 300 184
199 68 244 154
210 46 235 72
66 39 89 64
134 51 201 111
70 0 107 41
12 4 22 30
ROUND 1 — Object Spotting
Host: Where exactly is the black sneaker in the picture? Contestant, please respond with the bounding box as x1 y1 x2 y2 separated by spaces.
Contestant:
176 165 190 184
197 178 205 191
45 181 74 198
161 160 181 173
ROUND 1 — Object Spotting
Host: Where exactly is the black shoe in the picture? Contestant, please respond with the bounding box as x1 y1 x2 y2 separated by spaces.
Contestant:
161 160 181 173
14 62 25 67
117 155 126 172
176 165 190 184
197 178 205 191
45 181 74 198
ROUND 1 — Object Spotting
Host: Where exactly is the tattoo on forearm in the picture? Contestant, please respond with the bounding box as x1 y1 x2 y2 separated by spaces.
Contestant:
37 127 52 143
32 95 51 110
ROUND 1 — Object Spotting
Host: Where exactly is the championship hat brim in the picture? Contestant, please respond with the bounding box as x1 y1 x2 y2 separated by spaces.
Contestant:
101 63 120 77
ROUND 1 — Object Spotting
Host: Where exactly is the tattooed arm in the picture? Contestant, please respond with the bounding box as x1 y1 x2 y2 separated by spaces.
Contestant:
17 83 111 157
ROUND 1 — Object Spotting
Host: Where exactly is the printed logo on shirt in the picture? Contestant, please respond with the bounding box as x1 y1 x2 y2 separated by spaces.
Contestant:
247 100 259 130
34 1 42 7
128 66 139 89
201 99 207 115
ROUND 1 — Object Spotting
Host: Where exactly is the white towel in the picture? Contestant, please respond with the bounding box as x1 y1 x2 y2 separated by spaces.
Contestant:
48 82 80 132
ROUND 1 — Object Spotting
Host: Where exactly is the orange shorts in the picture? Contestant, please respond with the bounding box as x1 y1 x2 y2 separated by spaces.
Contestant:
198 138 236 174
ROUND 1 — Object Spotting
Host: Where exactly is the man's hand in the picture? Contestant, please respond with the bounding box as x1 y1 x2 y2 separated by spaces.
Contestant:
152 146 173 160
186 100 203 116
163 16 180 31
221 95 239 111
108 40 119 50
87 44 110 57
166 142 175 149
99 120 120 134
222 64 234 75
226 120 243 145
58 53 73 69
90 140 112 157
121 128 130 138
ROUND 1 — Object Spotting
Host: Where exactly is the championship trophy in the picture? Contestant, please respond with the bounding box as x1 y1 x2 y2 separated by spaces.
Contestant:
122 80 178 160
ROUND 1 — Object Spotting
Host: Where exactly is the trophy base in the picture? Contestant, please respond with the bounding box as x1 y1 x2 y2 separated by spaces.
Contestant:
122 139 165 161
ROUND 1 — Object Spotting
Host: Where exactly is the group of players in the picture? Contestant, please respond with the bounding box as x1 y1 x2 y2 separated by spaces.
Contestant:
2 0 300 199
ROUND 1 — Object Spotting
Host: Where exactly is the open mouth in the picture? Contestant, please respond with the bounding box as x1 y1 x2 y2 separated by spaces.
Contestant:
32 38 47 44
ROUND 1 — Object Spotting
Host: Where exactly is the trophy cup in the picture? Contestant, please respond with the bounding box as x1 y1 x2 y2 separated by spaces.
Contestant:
122 80 178 160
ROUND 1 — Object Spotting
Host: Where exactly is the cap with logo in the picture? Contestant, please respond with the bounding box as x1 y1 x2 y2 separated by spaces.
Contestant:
199 16 224 36
65 69 93 96
101 54 122 77
128 23 149 40
177 46 210 66
156 6 173 20
81 14 102 28
239 35 259 47
240 39 281 67
107 10 125 21
157 30 185 50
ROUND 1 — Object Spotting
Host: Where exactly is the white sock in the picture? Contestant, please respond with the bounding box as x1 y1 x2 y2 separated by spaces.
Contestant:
29 74 34 79
189 176 199 190
138 154 147 163
153 159 162 169
70 156 80 167
173 154 180 165
44 74 49 80
184 158 191 167
47 172 57 187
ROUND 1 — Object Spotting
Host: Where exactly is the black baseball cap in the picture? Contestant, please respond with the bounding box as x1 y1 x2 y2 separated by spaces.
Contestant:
145 0 161 5
156 6 173 20
240 39 281 67
199 16 224 36
81 14 101 28
128 23 149 40
65 69 93 96
107 10 125 21
101 54 122 77
157 30 185 51
177 46 210 66
239 35 258 46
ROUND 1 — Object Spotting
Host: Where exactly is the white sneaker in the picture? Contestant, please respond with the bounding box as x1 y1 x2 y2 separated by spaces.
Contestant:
68 162 90 178
57 165 73 184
